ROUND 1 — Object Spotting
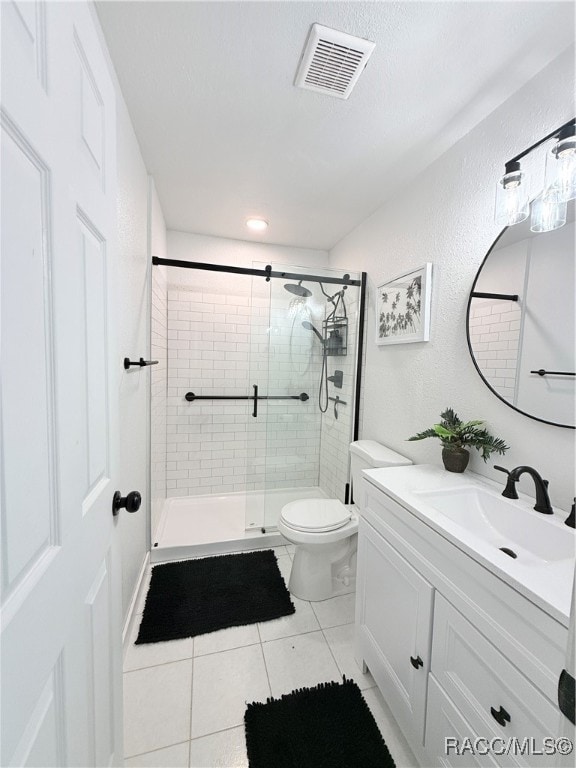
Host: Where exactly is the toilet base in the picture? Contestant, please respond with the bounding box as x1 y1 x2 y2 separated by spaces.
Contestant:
288 536 357 602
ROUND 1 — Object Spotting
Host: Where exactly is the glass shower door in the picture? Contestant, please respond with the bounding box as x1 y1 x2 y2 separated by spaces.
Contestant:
244 262 362 534
257 269 322 531
261 264 362 531
244 269 271 532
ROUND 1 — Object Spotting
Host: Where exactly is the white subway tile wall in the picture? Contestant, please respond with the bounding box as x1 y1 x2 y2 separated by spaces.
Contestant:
158 268 361 529
150 266 168 539
469 299 521 403
165 282 327 499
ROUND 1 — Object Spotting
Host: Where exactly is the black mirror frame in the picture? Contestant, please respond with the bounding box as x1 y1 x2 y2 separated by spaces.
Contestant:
466 227 575 430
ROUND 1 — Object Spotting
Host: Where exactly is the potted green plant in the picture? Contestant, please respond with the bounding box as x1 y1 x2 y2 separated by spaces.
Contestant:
408 407 509 473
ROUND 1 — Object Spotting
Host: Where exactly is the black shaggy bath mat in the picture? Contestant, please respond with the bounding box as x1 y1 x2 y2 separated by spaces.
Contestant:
244 678 395 768
136 549 295 644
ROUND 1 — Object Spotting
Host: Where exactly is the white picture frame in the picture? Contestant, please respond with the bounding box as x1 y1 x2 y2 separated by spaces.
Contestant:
375 263 432 345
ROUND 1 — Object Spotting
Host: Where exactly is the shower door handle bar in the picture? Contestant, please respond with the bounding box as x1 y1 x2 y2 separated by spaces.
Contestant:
253 384 258 418
263 394 310 401
184 394 254 401
184 391 310 405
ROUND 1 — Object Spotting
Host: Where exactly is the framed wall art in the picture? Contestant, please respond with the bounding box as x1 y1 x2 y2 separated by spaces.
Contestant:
375 263 432 345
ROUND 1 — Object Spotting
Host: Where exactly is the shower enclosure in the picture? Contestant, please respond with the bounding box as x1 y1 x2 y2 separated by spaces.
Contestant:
149 256 366 560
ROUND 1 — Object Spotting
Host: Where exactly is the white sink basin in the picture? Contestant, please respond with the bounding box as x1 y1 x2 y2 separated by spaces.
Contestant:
363 464 575 623
414 486 574 565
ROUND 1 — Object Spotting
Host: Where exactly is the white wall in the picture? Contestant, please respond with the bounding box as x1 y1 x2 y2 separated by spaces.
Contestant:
149 184 168 542
329 48 575 511
167 230 330 273
164 283 272 500
94 6 167 620
115 90 150 616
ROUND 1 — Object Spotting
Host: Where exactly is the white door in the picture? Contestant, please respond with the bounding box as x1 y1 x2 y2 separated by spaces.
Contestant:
1 2 123 766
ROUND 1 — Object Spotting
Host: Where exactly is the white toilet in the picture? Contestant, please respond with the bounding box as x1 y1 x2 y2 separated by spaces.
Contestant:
278 440 412 601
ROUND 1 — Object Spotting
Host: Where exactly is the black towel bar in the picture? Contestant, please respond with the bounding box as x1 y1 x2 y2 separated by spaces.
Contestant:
471 291 519 301
124 357 159 370
530 369 575 377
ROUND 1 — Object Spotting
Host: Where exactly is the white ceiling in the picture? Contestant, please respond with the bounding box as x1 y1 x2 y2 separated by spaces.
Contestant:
96 1 574 251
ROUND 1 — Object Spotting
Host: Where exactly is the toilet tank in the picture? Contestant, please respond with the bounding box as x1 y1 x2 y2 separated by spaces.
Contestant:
349 440 412 509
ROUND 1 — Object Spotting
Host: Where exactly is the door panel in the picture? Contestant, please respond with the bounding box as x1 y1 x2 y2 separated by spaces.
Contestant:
357 519 434 743
1 3 122 766
11 657 66 768
1 119 56 594
78 215 110 504
85 555 114 768
1 1 48 93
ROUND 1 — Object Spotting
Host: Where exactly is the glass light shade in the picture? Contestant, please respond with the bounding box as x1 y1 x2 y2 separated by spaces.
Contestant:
543 140 576 202
494 168 530 226
530 192 567 233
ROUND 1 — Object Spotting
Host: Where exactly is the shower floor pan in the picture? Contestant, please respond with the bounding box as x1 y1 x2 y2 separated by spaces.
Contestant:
152 486 327 562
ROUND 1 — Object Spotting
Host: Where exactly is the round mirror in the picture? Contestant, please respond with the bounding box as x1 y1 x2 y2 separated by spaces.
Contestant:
467 201 575 429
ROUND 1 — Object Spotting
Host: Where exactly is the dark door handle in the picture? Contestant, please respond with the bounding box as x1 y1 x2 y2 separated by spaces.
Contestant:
252 384 258 418
490 706 511 727
112 490 142 516
410 655 424 669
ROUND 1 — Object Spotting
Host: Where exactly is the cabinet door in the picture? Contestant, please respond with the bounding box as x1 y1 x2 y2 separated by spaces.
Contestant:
432 594 562 767
356 519 434 743
426 677 502 767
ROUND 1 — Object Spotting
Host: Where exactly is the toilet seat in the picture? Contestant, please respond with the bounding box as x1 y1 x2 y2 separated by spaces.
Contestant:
280 499 351 533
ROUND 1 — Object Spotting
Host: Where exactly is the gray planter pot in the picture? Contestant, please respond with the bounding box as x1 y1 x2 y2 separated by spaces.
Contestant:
442 447 470 473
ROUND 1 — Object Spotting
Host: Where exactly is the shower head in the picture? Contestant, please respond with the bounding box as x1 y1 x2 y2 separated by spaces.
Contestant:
285 280 312 298
302 321 325 344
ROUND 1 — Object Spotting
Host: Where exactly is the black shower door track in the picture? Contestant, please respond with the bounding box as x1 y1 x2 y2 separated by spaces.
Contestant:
152 256 361 287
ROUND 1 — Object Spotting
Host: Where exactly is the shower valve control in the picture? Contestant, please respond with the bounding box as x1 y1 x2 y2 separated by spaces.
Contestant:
112 490 142 516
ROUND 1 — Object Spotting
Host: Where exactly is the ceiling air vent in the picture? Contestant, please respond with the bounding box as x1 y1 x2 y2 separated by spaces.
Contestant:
294 24 375 100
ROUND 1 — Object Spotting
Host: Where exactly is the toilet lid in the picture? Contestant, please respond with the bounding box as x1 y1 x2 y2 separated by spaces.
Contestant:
280 499 351 533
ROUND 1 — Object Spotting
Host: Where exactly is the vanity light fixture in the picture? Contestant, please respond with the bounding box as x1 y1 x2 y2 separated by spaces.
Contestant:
494 160 530 226
530 192 567 233
494 117 575 231
544 122 576 203
246 218 268 231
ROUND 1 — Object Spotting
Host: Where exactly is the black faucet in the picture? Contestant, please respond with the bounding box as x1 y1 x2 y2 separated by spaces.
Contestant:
494 465 554 515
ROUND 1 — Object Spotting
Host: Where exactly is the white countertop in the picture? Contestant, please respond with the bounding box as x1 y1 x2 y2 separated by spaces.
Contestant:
362 464 575 626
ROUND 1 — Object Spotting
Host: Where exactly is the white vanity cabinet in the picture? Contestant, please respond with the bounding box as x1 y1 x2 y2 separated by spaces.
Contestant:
355 472 571 768
356 520 434 741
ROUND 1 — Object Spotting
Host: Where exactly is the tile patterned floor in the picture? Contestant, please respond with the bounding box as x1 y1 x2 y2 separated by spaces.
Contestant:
123 546 418 767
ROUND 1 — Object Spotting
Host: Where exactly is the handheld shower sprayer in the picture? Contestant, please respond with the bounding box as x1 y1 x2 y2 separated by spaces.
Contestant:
301 321 325 345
